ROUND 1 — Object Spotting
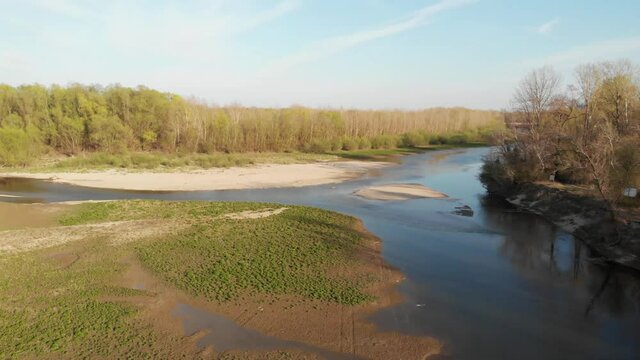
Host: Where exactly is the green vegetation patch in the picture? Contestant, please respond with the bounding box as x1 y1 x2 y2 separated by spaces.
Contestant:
2 199 380 358
331 147 425 161
59 200 277 225
0 83 501 167
61 200 375 305
138 207 371 304
331 143 488 161
0 240 185 359
11 152 337 172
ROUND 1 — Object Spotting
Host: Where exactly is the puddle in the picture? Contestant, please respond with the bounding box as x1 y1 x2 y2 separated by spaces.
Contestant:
124 258 360 359
0 202 67 230
173 302 361 360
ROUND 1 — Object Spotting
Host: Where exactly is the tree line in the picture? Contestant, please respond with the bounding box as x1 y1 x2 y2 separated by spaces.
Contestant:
484 59 640 213
0 84 501 166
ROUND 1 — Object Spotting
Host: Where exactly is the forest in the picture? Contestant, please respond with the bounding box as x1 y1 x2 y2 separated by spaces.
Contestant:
483 59 640 210
0 84 501 166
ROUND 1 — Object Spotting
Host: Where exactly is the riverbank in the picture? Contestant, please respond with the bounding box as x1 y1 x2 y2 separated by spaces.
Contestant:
0 161 389 191
0 145 491 192
482 179 640 271
0 200 441 359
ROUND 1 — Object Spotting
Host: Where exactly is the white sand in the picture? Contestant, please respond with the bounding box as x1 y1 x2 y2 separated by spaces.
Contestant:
0 220 183 254
0 161 387 191
354 183 448 201
221 207 288 220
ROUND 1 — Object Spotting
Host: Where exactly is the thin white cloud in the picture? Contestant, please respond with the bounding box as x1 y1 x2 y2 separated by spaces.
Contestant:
240 0 300 32
261 0 478 75
29 0 91 18
101 1 299 57
522 35 640 68
2 1 300 88
0 50 36 83
534 18 560 35
0 50 32 71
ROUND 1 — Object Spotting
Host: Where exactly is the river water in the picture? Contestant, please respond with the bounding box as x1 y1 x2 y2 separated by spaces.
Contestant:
1 147 639 359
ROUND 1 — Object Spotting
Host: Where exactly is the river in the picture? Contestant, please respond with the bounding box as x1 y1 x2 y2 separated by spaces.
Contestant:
1 147 639 359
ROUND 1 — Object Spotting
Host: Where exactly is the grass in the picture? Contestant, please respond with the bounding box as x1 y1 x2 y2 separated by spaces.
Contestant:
0 240 188 359
330 147 425 161
1 141 490 172
331 143 488 161
1 199 380 358
3 151 338 172
62 200 374 305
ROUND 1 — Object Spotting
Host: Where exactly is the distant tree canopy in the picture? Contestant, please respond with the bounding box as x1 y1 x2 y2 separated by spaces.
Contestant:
0 84 502 166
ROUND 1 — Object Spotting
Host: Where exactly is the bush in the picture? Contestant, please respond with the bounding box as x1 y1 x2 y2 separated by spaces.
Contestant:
371 135 399 149
429 135 448 145
330 138 343 151
357 137 371 150
0 126 42 166
304 139 332 153
401 132 427 147
341 137 359 151
58 153 129 168
54 117 84 154
611 140 640 193
449 133 469 145
556 168 591 184
89 115 131 153
141 130 158 150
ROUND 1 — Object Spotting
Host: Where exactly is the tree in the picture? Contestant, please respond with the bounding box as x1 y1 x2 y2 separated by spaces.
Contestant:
89 115 131 153
511 66 562 175
0 126 42 166
597 60 638 134
55 117 85 154
0 83 502 159
513 66 561 127
490 59 640 243
575 63 602 136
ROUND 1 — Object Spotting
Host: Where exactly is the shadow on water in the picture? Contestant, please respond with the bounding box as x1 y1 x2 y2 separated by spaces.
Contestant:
1 147 639 360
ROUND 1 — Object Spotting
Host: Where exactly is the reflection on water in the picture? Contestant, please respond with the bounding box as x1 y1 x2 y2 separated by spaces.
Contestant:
481 194 640 320
1 148 639 360
427 149 466 165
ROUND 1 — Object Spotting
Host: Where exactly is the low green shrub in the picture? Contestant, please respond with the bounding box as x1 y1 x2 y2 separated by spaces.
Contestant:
0 126 42 166
341 137 359 151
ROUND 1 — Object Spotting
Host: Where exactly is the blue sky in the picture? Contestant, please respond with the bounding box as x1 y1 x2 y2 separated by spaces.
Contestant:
1 0 639 109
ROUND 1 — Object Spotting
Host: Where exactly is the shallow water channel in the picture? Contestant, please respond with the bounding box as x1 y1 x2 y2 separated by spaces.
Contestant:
1 147 639 359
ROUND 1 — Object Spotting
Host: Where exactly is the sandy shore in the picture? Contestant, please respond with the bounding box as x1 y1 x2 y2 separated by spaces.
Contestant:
0 161 388 191
354 183 448 201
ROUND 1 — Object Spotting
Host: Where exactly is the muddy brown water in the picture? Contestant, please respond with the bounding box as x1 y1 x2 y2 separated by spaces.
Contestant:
2 147 639 360
0 202 66 230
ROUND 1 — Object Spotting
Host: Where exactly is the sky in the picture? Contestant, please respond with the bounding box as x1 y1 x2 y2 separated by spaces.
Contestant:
1 0 640 110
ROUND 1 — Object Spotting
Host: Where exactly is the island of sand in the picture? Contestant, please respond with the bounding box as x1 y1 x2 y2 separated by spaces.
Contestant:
354 183 448 201
0 160 388 191
0 200 442 359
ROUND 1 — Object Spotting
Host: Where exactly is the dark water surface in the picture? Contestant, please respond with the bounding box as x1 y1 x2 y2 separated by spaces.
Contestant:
2 148 639 359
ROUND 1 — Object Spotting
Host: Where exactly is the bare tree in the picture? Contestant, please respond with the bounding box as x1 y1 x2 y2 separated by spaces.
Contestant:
575 63 602 134
512 66 561 174
513 66 561 127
